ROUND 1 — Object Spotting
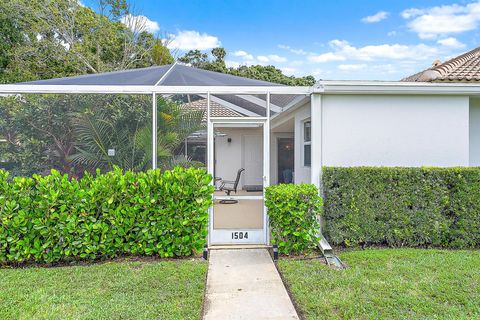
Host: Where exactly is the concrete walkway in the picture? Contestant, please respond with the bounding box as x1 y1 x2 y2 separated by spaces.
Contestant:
203 249 299 320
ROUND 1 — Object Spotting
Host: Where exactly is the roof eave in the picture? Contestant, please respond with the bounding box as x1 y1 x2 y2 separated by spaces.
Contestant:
316 80 480 95
0 85 313 95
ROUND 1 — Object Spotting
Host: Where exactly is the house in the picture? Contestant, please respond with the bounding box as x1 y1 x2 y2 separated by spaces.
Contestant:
1 48 480 246
271 47 480 188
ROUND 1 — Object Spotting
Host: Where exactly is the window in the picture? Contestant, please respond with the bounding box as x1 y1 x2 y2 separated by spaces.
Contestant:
304 121 311 142
303 120 311 167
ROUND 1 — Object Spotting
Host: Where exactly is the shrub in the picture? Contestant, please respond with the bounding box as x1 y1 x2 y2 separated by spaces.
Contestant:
322 167 480 248
0 167 214 264
265 184 322 254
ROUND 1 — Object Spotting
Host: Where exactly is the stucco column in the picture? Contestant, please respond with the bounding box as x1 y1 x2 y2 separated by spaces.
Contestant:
310 93 322 192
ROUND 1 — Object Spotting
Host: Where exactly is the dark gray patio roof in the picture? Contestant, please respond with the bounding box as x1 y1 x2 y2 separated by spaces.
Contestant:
22 63 283 87
17 62 306 116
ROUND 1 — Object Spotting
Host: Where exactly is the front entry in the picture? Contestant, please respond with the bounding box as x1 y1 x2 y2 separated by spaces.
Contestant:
208 120 269 245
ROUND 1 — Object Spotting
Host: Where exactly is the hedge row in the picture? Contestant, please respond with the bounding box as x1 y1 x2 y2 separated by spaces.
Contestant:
265 184 322 254
0 167 214 263
322 167 480 248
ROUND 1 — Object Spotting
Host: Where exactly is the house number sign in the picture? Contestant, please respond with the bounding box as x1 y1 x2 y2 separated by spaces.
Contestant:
231 231 248 240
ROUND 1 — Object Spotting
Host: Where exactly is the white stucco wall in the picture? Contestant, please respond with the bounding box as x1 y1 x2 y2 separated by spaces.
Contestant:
319 95 470 167
215 127 263 189
469 98 480 166
293 103 311 183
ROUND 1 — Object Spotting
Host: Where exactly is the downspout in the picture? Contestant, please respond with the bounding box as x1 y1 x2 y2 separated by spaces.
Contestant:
310 92 345 269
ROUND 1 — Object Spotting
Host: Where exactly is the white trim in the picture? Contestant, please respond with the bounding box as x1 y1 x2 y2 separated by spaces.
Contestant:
317 80 480 95
207 93 214 246
207 229 265 245
271 95 310 120
154 62 177 86
310 94 322 190
301 119 312 168
214 195 263 200
209 117 267 123
264 92 271 244
4 81 480 95
209 113 269 245
0 85 312 95
152 93 157 169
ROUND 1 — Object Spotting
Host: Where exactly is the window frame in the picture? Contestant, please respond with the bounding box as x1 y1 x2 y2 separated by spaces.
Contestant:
302 119 311 167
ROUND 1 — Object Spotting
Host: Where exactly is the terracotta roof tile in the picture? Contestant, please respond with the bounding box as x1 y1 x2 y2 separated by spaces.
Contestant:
182 99 242 121
402 47 480 82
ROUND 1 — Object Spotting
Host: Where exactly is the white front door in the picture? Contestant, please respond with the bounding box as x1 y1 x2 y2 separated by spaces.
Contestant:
208 119 269 246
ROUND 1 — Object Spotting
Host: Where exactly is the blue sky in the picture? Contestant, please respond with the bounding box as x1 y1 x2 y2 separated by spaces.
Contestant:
85 0 480 80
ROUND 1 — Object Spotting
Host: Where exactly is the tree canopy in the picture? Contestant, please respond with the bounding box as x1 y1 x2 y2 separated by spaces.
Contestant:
179 48 316 86
0 0 173 84
0 0 316 176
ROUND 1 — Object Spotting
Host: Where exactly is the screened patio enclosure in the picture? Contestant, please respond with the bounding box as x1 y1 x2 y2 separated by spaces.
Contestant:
0 62 313 245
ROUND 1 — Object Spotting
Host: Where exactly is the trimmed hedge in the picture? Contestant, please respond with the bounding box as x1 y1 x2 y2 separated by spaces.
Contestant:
265 184 322 254
323 167 480 248
0 167 214 263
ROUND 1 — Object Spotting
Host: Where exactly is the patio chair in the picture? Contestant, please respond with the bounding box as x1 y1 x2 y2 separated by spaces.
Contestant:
218 168 245 204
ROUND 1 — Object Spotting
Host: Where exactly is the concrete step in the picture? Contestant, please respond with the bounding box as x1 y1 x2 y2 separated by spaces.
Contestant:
208 244 271 250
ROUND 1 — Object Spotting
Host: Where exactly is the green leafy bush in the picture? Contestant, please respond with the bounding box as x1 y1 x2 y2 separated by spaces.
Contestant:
323 167 480 248
0 167 214 263
265 184 322 254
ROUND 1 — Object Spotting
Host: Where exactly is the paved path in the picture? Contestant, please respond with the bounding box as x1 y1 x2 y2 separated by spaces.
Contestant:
203 249 299 320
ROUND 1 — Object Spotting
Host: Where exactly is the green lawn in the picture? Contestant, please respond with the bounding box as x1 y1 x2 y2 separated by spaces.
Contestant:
278 249 480 320
0 259 207 320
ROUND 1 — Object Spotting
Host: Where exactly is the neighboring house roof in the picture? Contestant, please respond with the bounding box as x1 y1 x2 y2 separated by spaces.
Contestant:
402 47 480 82
182 99 242 121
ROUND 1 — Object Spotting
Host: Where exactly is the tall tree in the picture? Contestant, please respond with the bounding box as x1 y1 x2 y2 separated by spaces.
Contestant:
0 2 24 76
0 0 178 176
0 0 174 83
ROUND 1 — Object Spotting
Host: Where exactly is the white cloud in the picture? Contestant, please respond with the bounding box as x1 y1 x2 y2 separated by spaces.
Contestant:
338 64 367 71
361 11 389 23
267 54 287 63
227 51 288 68
233 50 248 56
233 50 254 60
167 30 221 50
437 37 466 48
121 14 160 33
313 39 440 62
311 69 324 77
257 55 270 63
278 44 309 55
281 67 297 76
388 31 397 37
308 52 345 63
372 64 399 74
402 1 480 39
254 54 287 63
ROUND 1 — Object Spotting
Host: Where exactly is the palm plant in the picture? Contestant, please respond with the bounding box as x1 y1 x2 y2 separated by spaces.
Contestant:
70 96 205 172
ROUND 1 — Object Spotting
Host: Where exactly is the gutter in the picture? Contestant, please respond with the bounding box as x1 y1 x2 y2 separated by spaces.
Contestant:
315 80 480 95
